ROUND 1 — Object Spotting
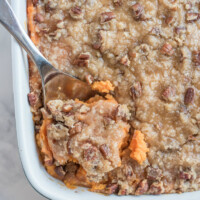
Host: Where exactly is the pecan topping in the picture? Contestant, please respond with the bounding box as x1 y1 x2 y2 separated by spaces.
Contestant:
193 51 200 66
132 3 144 20
62 104 73 113
99 144 110 158
160 43 174 56
69 6 83 19
83 145 98 161
113 0 122 6
130 82 142 100
54 166 66 179
34 13 44 23
165 16 174 25
120 55 130 66
186 13 199 22
69 122 83 135
184 88 194 105
148 182 163 195
32 0 38 6
100 12 116 23
123 165 133 177
27 92 38 106
179 171 192 181
92 42 101 50
74 53 90 67
45 2 54 12
146 166 162 181
135 180 149 195
85 74 94 85
162 86 176 101
105 183 119 194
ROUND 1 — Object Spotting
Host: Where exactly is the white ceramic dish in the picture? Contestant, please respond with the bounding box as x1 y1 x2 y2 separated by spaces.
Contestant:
10 0 200 199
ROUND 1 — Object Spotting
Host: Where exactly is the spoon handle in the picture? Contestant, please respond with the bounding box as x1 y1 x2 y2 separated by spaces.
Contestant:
0 0 49 73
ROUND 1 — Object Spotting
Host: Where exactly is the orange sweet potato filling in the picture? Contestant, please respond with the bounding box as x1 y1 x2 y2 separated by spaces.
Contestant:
92 80 114 93
129 130 149 165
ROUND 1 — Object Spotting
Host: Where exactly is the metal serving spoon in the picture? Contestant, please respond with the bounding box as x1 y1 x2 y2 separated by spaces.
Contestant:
0 0 94 105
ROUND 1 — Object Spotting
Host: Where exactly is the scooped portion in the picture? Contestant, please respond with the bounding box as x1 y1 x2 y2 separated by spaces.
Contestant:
43 97 130 181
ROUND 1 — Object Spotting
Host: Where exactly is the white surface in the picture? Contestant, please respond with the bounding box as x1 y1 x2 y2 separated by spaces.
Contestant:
9 0 200 200
0 6 45 200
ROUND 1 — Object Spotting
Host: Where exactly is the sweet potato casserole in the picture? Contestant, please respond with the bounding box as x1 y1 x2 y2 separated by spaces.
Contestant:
27 0 200 195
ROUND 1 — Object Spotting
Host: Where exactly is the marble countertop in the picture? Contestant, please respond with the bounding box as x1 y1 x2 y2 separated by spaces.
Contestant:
0 25 46 199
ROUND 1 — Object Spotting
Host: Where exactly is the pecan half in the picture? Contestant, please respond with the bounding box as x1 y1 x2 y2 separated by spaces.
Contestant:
184 88 194 105
74 53 90 67
193 51 200 66
160 43 174 56
135 180 149 195
162 86 176 101
99 144 110 159
100 12 116 23
27 92 38 106
54 166 66 179
132 3 144 20
83 145 98 161
186 13 199 22
69 6 83 19
130 82 142 100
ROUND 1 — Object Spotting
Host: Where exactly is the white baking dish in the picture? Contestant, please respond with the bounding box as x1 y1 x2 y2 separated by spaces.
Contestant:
10 0 200 199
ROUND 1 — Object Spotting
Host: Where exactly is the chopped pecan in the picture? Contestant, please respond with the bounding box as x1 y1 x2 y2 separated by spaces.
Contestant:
69 6 83 19
62 104 73 113
92 42 101 50
69 122 83 135
74 53 90 67
174 26 186 34
83 145 98 161
118 189 127 195
34 13 44 23
85 74 94 85
45 2 54 12
184 88 194 105
100 12 116 23
148 181 163 194
162 86 176 101
32 0 38 6
193 51 200 66
123 165 133 177
160 43 174 56
165 16 174 25
146 166 162 181
105 183 119 194
135 180 149 195
130 82 142 100
186 13 199 22
179 171 192 181
54 166 66 179
99 144 110 158
120 55 130 66
113 0 122 6
132 3 144 20
27 92 38 106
